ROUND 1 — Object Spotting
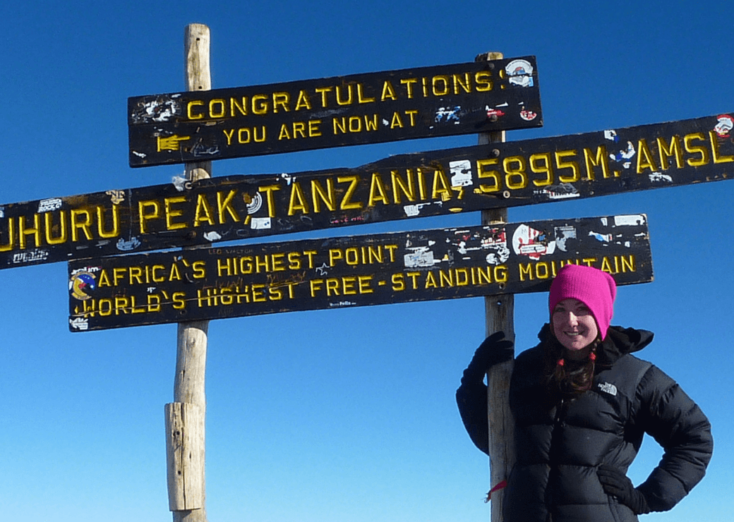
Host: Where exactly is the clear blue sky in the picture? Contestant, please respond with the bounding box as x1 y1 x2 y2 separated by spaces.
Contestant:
2 1 732 521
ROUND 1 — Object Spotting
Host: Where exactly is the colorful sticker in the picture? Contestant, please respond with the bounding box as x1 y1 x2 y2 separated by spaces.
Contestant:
505 59 534 88
714 114 733 137
520 109 537 121
69 270 97 301
610 141 636 168
435 106 461 124
512 224 555 260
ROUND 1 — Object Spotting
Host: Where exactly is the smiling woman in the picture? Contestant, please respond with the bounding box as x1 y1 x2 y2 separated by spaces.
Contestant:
456 263 713 522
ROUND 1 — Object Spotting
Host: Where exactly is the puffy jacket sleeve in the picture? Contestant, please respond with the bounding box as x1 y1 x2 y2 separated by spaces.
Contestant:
634 365 713 512
456 379 489 455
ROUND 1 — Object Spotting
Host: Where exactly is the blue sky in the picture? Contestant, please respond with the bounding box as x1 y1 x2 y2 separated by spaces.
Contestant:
2 1 732 521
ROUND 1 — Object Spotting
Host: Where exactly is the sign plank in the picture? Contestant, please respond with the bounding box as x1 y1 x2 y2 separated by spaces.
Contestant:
128 57 542 167
68 214 652 332
2 112 732 270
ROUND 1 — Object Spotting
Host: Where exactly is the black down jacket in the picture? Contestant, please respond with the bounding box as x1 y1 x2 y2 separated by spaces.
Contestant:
456 325 713 522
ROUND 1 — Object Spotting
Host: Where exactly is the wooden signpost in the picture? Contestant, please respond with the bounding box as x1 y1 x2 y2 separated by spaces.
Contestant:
67 214 652 332
5 21 715 521
128 57 542 167
3 112 733 270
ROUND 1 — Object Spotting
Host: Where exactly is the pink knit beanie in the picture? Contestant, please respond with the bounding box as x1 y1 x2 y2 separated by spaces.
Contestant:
548 264 617 340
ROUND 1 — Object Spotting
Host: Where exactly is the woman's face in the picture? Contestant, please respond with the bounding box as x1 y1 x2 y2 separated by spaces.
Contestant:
551 298 599 353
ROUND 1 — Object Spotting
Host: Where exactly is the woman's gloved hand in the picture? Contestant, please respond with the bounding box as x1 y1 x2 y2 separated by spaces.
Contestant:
460 331 514 385
598 464 651 515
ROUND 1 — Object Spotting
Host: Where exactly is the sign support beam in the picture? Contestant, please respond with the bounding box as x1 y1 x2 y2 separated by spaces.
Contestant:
478 51 515 522
166 23 211 522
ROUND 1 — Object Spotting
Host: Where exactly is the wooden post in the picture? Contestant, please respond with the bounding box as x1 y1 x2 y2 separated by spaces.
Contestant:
476 51 516 522
165 23 212 522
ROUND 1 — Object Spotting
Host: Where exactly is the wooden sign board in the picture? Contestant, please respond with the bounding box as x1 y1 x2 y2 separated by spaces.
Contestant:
3 112 731 270
128 57 542 167
68 214 652 332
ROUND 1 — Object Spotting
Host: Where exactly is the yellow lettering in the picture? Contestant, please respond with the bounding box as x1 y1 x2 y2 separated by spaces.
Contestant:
583 146 610 179
530 153 553 186
70 209 92 243
391 170 416 203
400 78 418 98
431 168 452 200
684 132 709 167
19 214 42 248
477 158 501 193
357 83 375 104
44 211 67 245
97 206 120 239
636 139 658 173
295 90 312 110
315 87 332 107
338 175 362 210
368 173 389 206
252 95 268 115
710 130 734 164
217 190 240 224
657 136 683 170
475 71 493 91
209 99 225 118
193 194 214 226
555 150 580 182
381 81 397 101
288 181 310 215
504 156 529 189
272 92 290 113
187 100 204 120
258 185 281 218
311 178 336 213
164 196 187 230
138 200 160 234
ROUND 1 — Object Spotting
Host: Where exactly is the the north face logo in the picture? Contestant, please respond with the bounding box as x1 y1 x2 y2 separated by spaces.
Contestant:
598 382 618 396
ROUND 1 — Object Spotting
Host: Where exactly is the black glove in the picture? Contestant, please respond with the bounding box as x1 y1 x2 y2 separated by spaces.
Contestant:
598 464 651 515
460 331 514 385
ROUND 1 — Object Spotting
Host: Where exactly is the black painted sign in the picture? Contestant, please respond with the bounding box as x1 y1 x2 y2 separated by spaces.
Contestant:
68 214 652 332
3 112 732 270
128 57 542 167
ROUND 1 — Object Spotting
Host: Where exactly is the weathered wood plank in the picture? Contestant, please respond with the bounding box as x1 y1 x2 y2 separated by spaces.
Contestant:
165 402 205 511
68 214 652 332
2 112 731 270
128 57 542 166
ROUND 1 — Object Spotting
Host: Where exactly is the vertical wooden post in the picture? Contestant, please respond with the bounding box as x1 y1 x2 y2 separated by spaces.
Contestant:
476 52 516 522
165 23 212 522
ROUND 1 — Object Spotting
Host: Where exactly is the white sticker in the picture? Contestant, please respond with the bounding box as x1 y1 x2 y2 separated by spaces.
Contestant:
251 217 272 230
38 198 62 213
246 192 263 214
614 215 646 226
69 317 89 331
512 224 555 260
404 246 437 268
450 160 473 187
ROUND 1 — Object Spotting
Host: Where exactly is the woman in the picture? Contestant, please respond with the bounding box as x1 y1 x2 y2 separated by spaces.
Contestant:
456 264 713 522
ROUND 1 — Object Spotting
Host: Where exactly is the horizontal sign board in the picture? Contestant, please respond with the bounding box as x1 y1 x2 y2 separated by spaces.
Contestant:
2 112 732 270
68 214 652 332
128 57 542 167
